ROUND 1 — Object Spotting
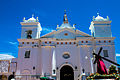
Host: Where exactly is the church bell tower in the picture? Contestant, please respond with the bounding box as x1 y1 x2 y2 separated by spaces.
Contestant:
89 13 112 37
20 15 42 39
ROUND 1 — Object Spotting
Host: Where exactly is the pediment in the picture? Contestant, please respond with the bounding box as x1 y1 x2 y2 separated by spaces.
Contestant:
41 28 91 39
54 28 76 39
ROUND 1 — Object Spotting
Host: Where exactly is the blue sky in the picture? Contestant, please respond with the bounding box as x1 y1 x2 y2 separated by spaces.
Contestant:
0 0 120 63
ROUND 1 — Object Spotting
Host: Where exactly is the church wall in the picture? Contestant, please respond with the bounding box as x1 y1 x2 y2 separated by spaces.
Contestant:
31 28 38 38
55 45 79 68
41 46 54 76
17 45 40 75
79 45 93 75
15 38 116 79
21 28 26 39
36 47 42 75
31 47 40 75
94 26 112 37
55 44 80 80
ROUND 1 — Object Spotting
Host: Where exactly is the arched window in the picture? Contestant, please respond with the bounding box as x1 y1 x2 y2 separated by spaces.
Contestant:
26 30 32 39
25 51 30 58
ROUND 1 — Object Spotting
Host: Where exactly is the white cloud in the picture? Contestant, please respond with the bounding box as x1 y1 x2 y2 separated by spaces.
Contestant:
8 41 18 50
0 52 13 55
116 54 120 57
42 27 55 32
9 42 18 45
0 54 15 60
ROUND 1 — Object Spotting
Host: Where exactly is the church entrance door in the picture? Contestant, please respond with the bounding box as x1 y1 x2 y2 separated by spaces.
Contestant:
60 65 74 80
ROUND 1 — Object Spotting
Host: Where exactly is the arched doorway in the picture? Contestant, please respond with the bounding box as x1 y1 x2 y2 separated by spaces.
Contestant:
60 65 74 80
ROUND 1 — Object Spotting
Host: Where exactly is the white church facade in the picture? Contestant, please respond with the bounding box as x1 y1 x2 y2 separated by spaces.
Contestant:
0 12 116 80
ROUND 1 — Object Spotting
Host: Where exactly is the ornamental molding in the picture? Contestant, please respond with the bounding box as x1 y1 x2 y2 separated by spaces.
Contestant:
77 45 92 48
76 37 94 40
94 37 115 40
41 46 55 48
17 39 40 42
92 21 111 24
22 27 38 29
40 38 56 41
95 45 113 47
18 46 39 48
20 22 40 25
93 25 111 27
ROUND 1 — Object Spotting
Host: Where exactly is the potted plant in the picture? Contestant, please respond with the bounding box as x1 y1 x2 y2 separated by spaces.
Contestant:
109 65 117 74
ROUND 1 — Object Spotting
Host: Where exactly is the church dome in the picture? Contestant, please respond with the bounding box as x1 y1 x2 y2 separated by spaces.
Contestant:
28 16 36 22
57 10 75 30
23 14 39 23
93 13 109 21
60 23 72 28
95 15 104 20
58 23 75 30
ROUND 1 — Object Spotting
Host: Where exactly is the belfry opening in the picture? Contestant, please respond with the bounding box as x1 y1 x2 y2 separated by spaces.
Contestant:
60 65 74 80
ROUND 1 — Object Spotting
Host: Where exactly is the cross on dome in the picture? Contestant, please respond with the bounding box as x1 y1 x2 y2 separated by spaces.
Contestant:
64 10 66 14
63 10 68 24
32 14 34 18
97 13 99 16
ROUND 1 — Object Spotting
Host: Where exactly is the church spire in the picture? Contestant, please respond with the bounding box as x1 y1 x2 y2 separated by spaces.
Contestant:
56 10 75 30
63 10 68 23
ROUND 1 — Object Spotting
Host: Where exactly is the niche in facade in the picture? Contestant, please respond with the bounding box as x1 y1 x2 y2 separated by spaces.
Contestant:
26 30 32 39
